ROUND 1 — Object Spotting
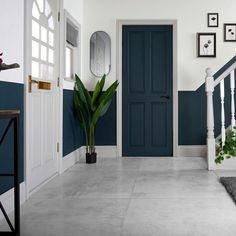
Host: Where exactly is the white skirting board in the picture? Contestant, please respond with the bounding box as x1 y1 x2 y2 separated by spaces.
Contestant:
177 145 206 157
77 146 118 162
61 148 81 173
62 146 118 170
209 157 236 170
0 182 26 222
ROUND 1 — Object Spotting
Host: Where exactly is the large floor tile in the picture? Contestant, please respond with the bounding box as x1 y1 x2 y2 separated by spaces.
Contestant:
121 198 236 236
133 169 227 198
139 157 207 171
21 197 130 223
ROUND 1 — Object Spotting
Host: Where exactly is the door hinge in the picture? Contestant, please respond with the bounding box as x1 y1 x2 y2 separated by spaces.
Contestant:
58 12 60 22
57 142 60 153
57 77 60 87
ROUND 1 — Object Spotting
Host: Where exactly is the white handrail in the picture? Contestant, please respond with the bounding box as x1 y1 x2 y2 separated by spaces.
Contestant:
214 61 236 87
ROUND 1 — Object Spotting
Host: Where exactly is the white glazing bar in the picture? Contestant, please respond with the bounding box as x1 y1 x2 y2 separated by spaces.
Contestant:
230 70 235 129
220 80 226 145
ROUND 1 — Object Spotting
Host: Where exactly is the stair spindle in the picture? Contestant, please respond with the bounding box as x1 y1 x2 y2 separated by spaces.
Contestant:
220 80 226 145
230 70 235 129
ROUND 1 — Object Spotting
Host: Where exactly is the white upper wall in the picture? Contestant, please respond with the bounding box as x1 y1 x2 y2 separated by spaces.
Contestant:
83 0 236 91
0 0 24 84
64 0 83 24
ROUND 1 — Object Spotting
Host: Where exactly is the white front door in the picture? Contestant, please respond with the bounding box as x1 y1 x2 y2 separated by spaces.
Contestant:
25 0 59 193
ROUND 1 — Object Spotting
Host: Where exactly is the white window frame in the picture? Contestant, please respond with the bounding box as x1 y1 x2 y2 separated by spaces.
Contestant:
63 10 81 82
65 42 74 80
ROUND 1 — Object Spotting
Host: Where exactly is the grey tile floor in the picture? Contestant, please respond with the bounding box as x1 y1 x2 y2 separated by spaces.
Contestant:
1 157 236 236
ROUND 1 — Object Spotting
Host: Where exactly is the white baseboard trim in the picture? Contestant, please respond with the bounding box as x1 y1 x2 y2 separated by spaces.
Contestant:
210 158 236 170
62 146 117 170
177 145 206 157
0 182 26 222
62 148 81 173
77 146 118 162
96 146 117 158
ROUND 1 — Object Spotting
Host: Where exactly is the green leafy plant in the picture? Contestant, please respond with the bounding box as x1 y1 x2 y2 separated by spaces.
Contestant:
73 74 119 154
215 126 236 164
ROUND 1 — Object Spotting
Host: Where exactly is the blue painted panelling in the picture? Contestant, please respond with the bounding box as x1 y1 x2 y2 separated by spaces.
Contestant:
0 81 24 194
95 94 117 145
63 89 83 157
179 56 236 145
178 89 206 145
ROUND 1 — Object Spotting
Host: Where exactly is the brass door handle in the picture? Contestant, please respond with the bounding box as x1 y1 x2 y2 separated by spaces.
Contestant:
28 75 38 93
28 75 51 93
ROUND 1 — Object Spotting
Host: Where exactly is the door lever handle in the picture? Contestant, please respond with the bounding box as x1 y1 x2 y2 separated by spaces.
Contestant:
28 75 51 93
28 75 39 93
160 95 170 99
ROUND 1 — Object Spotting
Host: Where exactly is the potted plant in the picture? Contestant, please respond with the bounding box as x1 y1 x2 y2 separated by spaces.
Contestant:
73 74 119 164
216 126 236 164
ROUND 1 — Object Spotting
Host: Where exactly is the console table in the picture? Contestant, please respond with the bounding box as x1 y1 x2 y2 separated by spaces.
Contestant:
0 110 20 236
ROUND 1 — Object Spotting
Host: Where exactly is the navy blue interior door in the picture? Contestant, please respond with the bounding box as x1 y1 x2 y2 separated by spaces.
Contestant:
122 25 173 156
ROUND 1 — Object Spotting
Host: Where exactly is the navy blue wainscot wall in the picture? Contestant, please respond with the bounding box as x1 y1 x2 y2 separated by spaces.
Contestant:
94 94 117 146
179 56 236 145
0 81 24 194
63 89 83 157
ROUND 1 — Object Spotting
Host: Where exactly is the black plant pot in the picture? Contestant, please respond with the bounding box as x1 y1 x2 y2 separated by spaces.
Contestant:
86 152 97 164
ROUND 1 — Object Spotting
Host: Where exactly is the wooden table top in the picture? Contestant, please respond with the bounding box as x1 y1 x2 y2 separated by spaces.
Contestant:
0 110 20 118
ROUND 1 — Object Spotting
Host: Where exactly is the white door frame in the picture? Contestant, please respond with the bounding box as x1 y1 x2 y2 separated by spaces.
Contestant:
24 0 63 198
116 19 178 157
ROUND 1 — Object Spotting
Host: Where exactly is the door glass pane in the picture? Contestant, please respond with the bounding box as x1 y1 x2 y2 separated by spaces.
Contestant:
32 61 39 77
48 16 54 30
48 31 54 47
40 63 47 79
32 2 40 19
41 26 47 43
32 20 40 39
37 0 44 13
48 66 54 80
41 45 47 61
32 40 39 58
45 0 52 17
48 49 54 63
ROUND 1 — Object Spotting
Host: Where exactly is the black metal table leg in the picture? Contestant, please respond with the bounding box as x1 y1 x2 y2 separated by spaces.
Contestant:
0 110 20 236
14 117 20 236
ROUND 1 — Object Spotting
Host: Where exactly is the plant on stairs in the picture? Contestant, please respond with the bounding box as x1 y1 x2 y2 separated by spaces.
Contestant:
73 74 119 164
216 126 236 164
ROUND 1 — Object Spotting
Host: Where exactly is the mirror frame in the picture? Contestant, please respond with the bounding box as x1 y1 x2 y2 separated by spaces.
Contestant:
90 31 111 77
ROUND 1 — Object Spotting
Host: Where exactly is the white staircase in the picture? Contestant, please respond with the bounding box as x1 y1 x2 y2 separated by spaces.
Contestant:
206 63 236 170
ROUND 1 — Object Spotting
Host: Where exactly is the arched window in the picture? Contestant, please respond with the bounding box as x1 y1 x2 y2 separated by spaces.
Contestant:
31 0 55 80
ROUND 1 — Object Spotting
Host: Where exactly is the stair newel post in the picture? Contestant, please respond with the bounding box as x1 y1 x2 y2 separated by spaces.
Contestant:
205 68 216 170
230 70 235 129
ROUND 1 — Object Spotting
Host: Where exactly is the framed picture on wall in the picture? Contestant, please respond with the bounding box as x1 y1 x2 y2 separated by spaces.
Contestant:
207 13 219 27
197 33 216 58
224 24 236 42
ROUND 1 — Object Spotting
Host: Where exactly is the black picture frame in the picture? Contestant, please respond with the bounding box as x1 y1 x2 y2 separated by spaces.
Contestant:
208 13 219 27
197 33 216 58
224 24 236 42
